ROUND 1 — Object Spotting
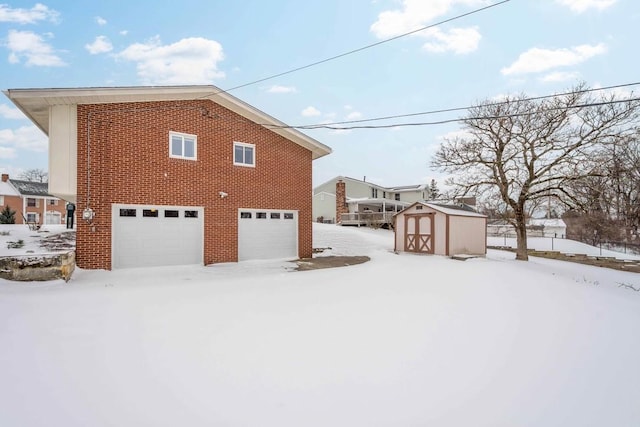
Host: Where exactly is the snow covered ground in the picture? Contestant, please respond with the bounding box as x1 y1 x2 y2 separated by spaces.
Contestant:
1 223 639 426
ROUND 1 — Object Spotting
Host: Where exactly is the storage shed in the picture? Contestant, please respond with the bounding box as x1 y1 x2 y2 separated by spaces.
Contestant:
394 202 487 256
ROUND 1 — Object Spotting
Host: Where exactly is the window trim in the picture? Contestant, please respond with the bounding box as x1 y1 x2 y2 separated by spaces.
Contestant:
169 131 198 161
233 141 256 168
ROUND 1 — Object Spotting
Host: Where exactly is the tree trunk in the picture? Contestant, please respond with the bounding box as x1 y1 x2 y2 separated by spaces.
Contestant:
514 208 529 261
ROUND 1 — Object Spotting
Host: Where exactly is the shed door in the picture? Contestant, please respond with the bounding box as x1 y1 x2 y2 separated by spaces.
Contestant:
112 204 204 269
404 213 434 254
238 209 298 261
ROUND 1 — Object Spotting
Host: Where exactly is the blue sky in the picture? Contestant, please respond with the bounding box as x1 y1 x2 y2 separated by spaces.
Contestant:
0 0 637 187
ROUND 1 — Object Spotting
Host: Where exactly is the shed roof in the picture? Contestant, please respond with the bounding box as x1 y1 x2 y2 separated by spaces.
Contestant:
3 85 332 160
396 201 486 218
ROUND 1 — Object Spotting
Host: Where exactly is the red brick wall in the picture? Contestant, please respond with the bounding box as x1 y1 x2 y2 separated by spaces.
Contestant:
1 195 23 223
335 180 347 223
75 100 313 269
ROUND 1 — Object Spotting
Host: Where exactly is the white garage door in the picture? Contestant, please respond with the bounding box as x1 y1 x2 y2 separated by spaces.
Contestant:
112 204 204 269
238 209 298 261
45 211 61 225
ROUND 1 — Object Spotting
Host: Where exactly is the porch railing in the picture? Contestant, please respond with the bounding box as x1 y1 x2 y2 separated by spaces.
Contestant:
340 212 395 226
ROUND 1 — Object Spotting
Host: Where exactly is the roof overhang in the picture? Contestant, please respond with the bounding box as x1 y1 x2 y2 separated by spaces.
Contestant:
3 85 332 160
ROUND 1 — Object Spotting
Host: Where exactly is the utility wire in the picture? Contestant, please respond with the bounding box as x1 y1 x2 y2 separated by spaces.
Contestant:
266 96 640 130
199 0 511 98
262 82 640 130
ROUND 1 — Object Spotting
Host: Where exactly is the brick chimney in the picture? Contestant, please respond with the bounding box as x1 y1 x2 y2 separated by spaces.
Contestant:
1 173 8 182
336 179 347 223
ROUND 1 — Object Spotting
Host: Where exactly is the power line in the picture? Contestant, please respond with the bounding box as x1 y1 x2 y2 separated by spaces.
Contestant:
262 82 640 130
266 96 640 130
200 0 511 98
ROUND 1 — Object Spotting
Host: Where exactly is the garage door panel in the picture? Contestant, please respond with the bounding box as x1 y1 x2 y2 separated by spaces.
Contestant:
112 204 204 269
238 209 298 261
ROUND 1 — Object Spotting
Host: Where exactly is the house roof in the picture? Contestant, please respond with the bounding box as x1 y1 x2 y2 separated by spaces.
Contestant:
529 218 567 228
396 201 486 218
0 180 20 197
316 175 426 193
9 179 51 197
3 85 332 160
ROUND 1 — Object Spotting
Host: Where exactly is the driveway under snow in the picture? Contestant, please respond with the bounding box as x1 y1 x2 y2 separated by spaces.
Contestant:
1 224 639 426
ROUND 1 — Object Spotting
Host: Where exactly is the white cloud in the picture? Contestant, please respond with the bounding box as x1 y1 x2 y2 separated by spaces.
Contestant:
0 3 59 24
0 125 48 154
370 0 484 54
95 16 107 25
266 85 297 94
115 36 225 84
120 30 128 36
346 111 363 120
501 43 607 76
343 105 353 110
302 106 322 117
555 0 616 13
0 104 26 120
0 146 16 159
540 71 581 83
85 36 113 54
6 30 66 67
422 26 481 54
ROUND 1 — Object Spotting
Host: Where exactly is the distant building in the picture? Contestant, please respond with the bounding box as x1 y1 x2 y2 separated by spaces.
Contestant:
0 174 67 225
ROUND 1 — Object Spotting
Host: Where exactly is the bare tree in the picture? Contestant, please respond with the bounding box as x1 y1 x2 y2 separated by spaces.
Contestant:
19 168 48 183
432 84 640 260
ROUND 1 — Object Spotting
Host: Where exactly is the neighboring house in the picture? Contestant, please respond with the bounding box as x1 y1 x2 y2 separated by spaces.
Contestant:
394 202 487 256
0 174 67 225
313 176 430 224
529 218 567 238
4 86 331 270
487 218 567 238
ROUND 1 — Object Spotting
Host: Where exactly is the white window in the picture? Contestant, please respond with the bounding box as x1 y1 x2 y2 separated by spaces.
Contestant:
170 131 197 160
234 142 255 167
27 197 38 207
48 199 58 206
26 213 38 223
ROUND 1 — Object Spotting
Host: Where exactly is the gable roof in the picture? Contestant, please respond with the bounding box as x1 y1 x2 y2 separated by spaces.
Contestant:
316 175 426 192
0 180 20 197
3 85 332 160
9 179 51 197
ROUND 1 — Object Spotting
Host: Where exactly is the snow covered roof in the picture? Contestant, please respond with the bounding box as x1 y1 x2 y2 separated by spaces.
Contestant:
529 218 567 228
0 180 20 197
315 176 427 193
388 184 427 192
9 179 51 197
396 201 486 218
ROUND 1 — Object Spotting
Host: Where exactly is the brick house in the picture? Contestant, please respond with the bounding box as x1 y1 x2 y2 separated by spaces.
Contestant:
0 174 22 222
0 174 67 225
4 86 331 269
